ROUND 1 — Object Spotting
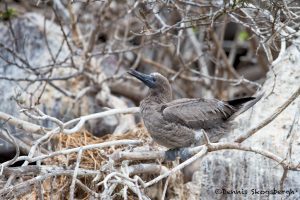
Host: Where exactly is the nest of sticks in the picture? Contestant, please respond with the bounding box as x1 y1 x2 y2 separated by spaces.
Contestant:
10 125 186 200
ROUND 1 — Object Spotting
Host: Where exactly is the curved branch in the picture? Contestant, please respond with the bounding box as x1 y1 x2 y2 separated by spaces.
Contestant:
235 86 300 143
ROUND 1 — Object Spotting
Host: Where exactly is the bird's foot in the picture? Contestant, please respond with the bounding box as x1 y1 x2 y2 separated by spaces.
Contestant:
165 147 193 161
165 148 179 161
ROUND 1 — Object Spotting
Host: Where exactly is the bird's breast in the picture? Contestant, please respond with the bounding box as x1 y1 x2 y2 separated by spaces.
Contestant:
140 106 195 148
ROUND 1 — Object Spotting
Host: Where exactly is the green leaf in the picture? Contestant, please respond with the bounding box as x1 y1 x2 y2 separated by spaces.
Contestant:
0 8 17 21
238 31 249 41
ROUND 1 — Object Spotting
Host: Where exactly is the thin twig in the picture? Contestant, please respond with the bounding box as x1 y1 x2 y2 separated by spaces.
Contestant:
235 86 300 143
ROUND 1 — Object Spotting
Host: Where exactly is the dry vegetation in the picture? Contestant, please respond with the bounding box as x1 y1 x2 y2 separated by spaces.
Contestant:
0 0 300 199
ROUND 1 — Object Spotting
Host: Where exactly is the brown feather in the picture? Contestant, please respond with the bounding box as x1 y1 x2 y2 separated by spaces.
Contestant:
162 98 236 130
128 70 263 148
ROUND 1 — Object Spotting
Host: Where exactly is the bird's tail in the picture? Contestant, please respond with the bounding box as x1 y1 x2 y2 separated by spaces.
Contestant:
227 92 264 120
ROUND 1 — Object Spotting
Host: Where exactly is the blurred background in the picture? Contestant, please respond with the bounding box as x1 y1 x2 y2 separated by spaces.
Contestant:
0 0 300 199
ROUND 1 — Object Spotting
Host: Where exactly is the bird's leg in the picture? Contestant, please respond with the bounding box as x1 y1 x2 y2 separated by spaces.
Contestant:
165 147 193 161
178 147 193 161
165 148 180 161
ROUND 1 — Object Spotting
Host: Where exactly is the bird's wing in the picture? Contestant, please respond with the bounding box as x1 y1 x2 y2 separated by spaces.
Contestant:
161 98 236 129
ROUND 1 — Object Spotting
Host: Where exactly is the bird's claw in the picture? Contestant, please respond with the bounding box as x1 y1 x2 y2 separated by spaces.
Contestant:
165 147 193 161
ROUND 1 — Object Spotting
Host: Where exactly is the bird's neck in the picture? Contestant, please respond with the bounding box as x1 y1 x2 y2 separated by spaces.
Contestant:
144 89 172 105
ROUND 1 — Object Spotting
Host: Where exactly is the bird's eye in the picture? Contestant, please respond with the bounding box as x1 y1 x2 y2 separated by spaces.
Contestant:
152 77 156 82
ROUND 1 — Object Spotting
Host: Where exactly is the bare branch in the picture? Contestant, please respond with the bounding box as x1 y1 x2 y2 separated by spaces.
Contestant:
235 86 300 143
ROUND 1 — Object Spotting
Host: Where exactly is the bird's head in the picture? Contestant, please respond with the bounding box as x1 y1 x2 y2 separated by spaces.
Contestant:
128 69 172 101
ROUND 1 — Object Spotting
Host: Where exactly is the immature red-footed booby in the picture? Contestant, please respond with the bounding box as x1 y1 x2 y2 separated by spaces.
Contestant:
128 69 262 149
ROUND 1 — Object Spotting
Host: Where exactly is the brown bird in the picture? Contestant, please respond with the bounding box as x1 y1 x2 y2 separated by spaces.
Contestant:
128 69 262 149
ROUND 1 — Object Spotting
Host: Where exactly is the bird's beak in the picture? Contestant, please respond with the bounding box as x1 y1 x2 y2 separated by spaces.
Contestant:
128 69 155 88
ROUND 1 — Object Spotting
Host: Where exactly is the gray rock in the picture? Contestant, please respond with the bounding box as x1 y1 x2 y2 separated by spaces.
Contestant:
187 40 300 199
